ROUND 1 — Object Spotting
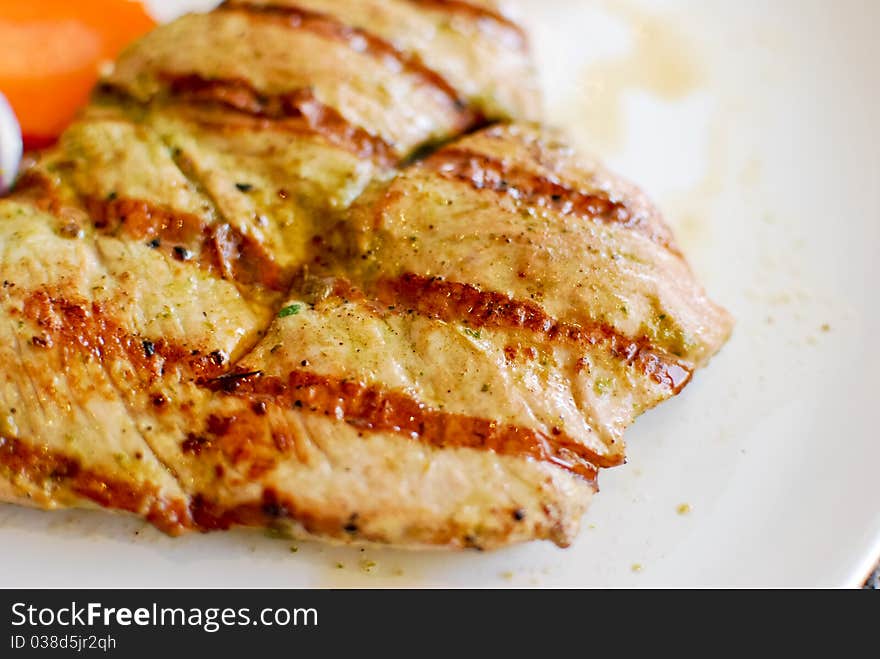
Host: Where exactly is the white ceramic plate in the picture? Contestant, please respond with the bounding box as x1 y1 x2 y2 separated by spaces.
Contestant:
0 0 876 587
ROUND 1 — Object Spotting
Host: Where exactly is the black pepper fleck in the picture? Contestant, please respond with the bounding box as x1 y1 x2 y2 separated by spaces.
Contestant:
263 503 285 518
173 246 193 261
344 513 359 533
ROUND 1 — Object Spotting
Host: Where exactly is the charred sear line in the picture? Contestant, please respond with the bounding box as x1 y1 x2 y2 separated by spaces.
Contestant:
20 290 227 382
159 141 293 296
200 367 608 480
406 0 528 48
219 2 477 121
10 170 288 293
179 407 301 481
0 436 191 534
425 148 679 253
374 273 693 392
163 73 397 165
85 195 289 293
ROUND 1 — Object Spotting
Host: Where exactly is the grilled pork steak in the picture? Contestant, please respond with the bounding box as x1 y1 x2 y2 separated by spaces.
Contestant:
0 0 732 549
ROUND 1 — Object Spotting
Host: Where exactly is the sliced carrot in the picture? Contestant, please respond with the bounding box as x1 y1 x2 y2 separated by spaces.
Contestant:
0 0 156 148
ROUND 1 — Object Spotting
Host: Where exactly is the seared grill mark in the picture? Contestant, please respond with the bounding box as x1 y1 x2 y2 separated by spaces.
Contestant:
181 408 300 480
202 369 610 480
20 290 227 382
207 222 289 292
88 195 288 293
164 74 396 165
220 2 476 123
424 148 679 252
12 170 288 293
0 436 190 534
408 0 527 48
373 274 693 393
17 289 607 479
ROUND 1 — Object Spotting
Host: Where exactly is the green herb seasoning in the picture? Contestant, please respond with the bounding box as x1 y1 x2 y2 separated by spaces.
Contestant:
594 378 613 396
278 304 301 318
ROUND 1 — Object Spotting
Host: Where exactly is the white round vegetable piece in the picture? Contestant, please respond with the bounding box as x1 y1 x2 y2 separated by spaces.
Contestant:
0 93 23 194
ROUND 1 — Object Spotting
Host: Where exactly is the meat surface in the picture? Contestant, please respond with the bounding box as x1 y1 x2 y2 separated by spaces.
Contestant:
0 0 732 549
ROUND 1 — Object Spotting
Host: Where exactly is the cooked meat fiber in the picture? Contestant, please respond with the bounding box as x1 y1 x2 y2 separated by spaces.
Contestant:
0 1 732 549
